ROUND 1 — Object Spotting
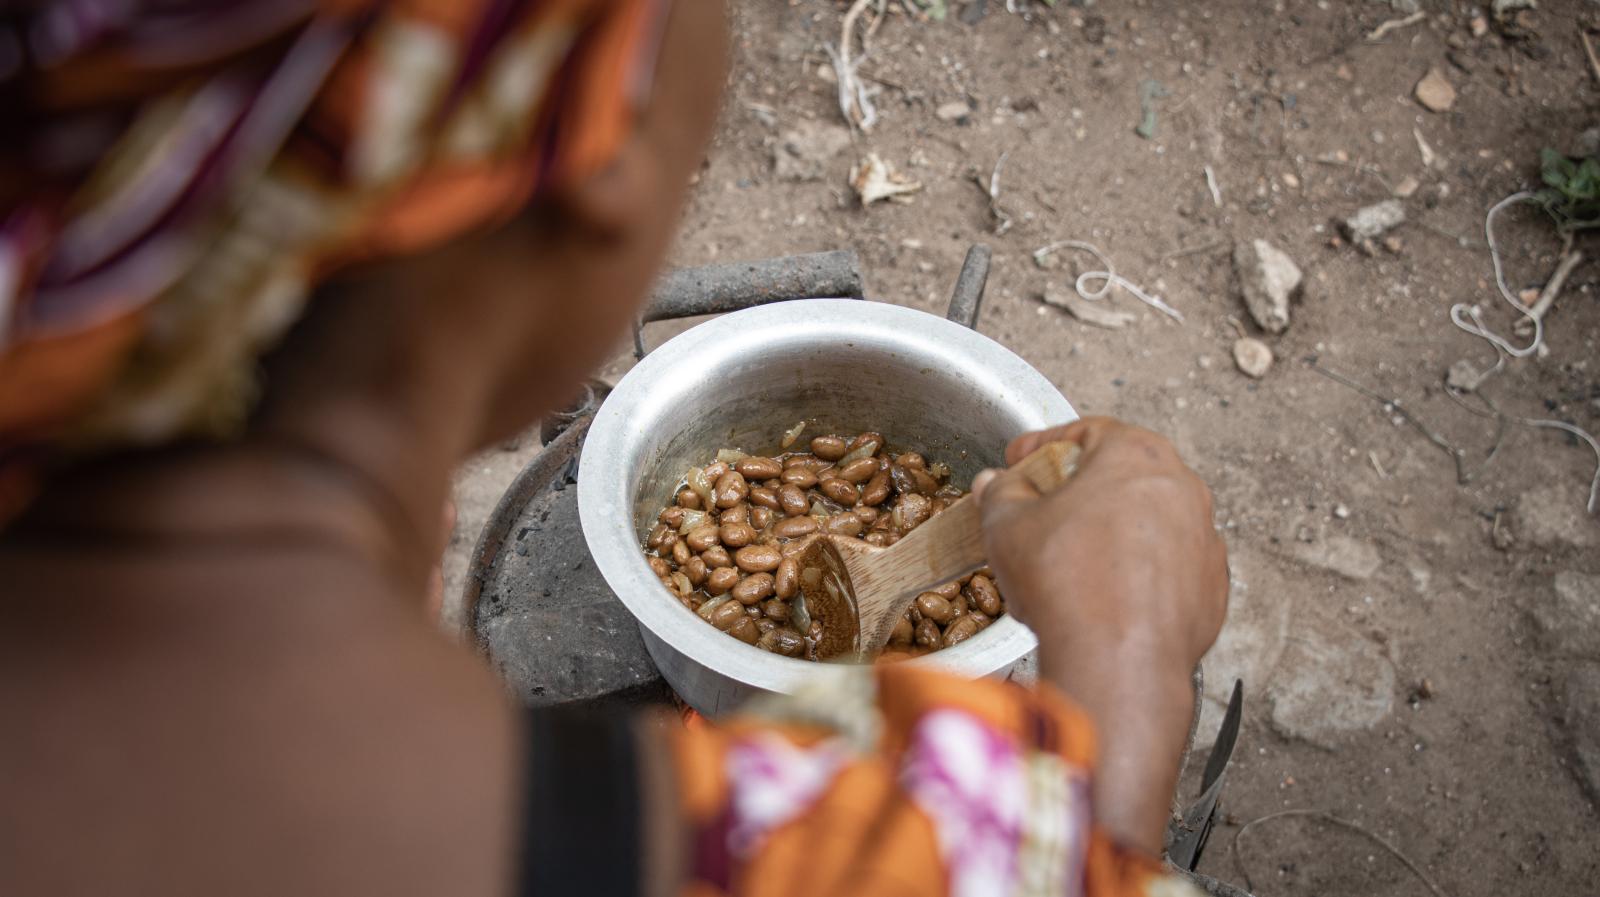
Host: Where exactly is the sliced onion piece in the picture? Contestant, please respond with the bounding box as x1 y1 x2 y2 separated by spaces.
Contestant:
696 593 732 620
676 509 709 535
716 448 749 464
686 467 714 507
780 420 807 450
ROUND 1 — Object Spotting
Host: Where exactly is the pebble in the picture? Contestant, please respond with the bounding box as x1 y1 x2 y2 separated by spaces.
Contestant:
1232 337 1274 379
1342 199 1406 241
1292 535 1382 580
1334 503 1351 520
1393 175 1420 198
1414 68 1457 112
1514 484 1600 549
1532 572 1600 657
1268 625 1397 748
1565 663 1600 802
1233 238 1302 334
772 120 852 182
935 100 973 123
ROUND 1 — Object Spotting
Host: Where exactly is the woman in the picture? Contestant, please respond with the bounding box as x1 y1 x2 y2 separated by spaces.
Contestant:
0 3 1227 895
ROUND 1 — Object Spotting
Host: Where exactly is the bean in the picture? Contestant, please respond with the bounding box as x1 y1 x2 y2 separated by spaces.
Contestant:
780 467 818 488
932 580 962 600
778 483 810 517
757 618 779 634
861 471 891 506
733 572 776 604
646 523 671 551
915 591 956 624
911 468 940 495
914 618 942 648
671 539 692 566
706 566 740 595
896 452 926 470
708 600 745 631
895 493 933 533
676 488 701 510
719 521 756 548
659 506 686 528
714 470 748 509
772 516 819 539
968 610 992 630
703 461 728 481
774 558 799 599
823 514 865 537
810 435 848 461
837 458 878 483
929 497 949 515
735 456 784 480
685 525 721 552
853 506 879 525
783 453 817 468
797 457 833 473
701 545 733 568
779 539 811 558
684 557 708 587
864 531 890 547
886 618 914 648
749 487 781 511
754 507 777 531
647 557 671 578
734 544 783 573
968 575 1002 617
729 617 761 645
849 432 885 456
819 477 860 505
763 598 792 622
935 484 965 500
759 628 806 657
943 616 980 647
889 464 919 497
908 606 922 625
747 604 763 618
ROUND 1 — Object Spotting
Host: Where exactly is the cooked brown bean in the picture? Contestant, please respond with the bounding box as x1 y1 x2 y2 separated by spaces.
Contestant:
889 464 919 497
915 591 956 624
751 506 774 530
837 458 878 483
749 486 781 511
779 538 811 558
943 616 981 647
756 618 779 634
864 531 890 547
779 467 818 488
896 451 926 470
818 477 860 505
968 575 1002 616
931 580 962 600
684 557 708 587
714 470 748 509
758 628 807 657
783 453 817 468
685 525 721 552
703 461 728 481
659 506 687 528
853 506 879 525
671 539 692 566
911 468 940 495
810 435 848 461
676 488 701 510
729 617 761 645
914 618 942 648
895 493 933 532
935 484 964 500
774 558 799 599
708 600 745 631
747 604 763 617
861 470 891 506
701 545 733 568
849 432 885 455
823 514 865 537
968 610 992 630
772 516 819 539
889 616 914 646
706 566 740 595
646 523 671 550
735 456 784 480
732 572 776 604
734 544 783 573
778 483 810 516
719 521 756 548
797 457 834 473
647 557 671 578
763 598 792 622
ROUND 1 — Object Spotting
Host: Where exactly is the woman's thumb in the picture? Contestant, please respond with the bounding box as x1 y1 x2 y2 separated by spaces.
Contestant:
972 465 1042 517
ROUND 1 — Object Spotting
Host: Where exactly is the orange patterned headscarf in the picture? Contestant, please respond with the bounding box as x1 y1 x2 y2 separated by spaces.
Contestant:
0 0 667 520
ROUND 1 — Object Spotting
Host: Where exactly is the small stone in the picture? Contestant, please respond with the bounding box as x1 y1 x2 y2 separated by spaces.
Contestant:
772 121 852 182
1382 235 1404 254
1417 677 1436 700
1415 68 1457 112
1232 337 1274 379
1515 484 1600 549
1334 503 1351 519
1394 175 1420 198
1565 663 1600 802
1293 535 1382 580
1470 14 1489 37
935 100 973 123
1233 238 1302 334
1532 572 1600 657
1336 63 1355 81
1342 199 1407 241
1268 626 1396 748
1283 172 1301 189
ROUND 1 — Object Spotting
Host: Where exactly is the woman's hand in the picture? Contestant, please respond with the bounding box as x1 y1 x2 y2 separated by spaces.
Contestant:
973 416 1228 854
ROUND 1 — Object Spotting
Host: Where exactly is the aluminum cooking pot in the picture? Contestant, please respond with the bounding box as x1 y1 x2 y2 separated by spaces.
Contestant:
578 298 1076 716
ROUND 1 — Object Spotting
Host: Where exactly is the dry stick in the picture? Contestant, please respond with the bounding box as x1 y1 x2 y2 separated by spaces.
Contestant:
1581 27 1600 86
1161 240 1231 262
1526 248 1583 323
1308 361 1476 485
1367 10 1426 41
1230 809 1452 897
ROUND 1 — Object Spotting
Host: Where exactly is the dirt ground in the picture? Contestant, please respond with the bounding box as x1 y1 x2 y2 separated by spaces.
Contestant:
445 2 1600 895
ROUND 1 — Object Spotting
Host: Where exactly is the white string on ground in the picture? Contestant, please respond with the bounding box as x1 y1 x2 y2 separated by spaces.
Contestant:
1448 191 1543 358
827 0 882 132
1447 384 1600 514
1034 240 1184 322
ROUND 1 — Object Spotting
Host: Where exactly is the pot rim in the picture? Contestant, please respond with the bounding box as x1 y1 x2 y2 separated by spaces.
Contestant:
578 300 1074 696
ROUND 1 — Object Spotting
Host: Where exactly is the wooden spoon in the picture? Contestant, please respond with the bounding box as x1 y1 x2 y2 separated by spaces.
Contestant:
797 440 1082 660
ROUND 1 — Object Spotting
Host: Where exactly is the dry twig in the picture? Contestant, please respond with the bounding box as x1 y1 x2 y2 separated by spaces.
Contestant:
1581 27 1600 86
1367 10 1426 41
